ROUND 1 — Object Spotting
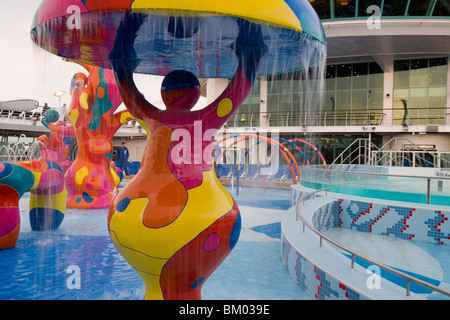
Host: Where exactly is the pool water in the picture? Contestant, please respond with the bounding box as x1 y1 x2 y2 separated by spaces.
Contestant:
302 180 450 206
0 187 309 300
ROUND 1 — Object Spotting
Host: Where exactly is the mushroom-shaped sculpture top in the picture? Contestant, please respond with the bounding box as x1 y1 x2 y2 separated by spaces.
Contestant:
30 0 326 78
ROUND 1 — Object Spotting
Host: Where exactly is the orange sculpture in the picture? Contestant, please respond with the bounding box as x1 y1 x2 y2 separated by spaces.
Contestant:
42 62 133 209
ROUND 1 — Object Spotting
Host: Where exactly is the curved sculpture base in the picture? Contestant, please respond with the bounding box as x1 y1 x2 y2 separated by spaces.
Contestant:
108 169 241 300
0 161 66 249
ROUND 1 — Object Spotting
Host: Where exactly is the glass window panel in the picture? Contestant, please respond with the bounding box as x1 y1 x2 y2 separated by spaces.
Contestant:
392 109 405 125
310 0 332 19
410 109 427 125
429 58 448 87
409 89 427 124
334 0 357 18
409 87 427 98
325 77 336 91
394 70 409 88
382 0 408 16
393 88 409 100
368 62 384 89
368 89 383 110
410 59 428 70
352 74 368 90
394 59 410 72
429 87 447 98
368 72 384 89
394 60 410 87
324 92 336 111
278 79 293 93
279 93 292 112
410 59 429 87
369 62 383 74
407 0 432 16
393 89 409 125
352 63 368 89
428 87 447 120
429 57 448 67
335 91 351 110
433 0 450 16
292 79 301 92
427 108 445 125
326 65 336 78
429 94 447 109
325 65 336 90
336 64 352 90
336 77 351 90
358 0 382 16
352 90 368 110
267 94 279 113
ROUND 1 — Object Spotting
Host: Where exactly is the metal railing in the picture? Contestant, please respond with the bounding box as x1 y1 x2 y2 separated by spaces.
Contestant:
328 137 450 169
224 106 449 129
226 109 386 128
295 188 450 299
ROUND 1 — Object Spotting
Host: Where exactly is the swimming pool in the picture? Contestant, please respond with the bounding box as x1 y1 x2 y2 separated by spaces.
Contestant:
0 186 309 300
286 181 450 299
300 165 450 206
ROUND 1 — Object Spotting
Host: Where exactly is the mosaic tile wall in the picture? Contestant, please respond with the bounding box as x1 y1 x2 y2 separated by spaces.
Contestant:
285 189 449 299
313 199 450 245
281 235 369 300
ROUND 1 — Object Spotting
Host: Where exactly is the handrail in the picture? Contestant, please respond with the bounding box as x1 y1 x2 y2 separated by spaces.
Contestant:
295 189 450 298
224 105 449 128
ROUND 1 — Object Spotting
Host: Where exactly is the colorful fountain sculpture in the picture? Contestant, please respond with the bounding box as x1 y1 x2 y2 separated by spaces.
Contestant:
41 61 134 209
38 109 74 172
31 0 326 299
0 159 66 249
0 112 67 250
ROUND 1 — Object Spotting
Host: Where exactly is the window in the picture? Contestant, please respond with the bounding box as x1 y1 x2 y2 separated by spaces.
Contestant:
393 57 448 125
334 0 357 18
310 0 332 19
433 0 450 16
266 68 325 127
325 62 384 125
336 64 352 90
382 0 408 16
393 60 410 87
407 0 433 16
227 79 260 127
357 0 382 17
410 59 428 87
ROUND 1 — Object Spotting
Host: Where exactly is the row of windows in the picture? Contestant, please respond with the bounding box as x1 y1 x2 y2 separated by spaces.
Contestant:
323 62 384 113
230 57 448 127
310 0 450 20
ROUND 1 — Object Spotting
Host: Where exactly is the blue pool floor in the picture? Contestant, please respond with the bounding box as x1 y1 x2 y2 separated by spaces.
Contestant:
0 186 309 300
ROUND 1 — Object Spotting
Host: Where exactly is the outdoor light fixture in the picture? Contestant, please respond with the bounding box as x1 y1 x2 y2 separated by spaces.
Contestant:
53 90 65 108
